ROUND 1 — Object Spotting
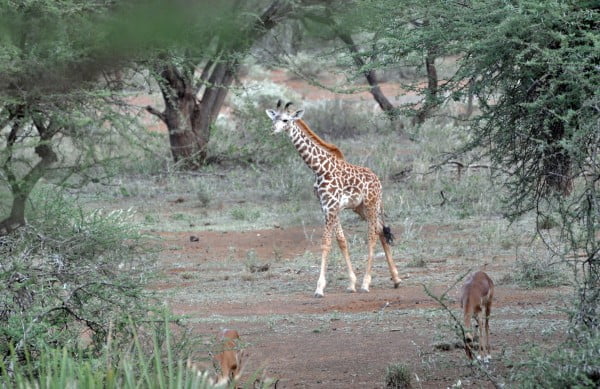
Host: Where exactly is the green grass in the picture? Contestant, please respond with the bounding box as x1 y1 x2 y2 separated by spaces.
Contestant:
0 328 216 389
384 363 413 389
0 321 275 389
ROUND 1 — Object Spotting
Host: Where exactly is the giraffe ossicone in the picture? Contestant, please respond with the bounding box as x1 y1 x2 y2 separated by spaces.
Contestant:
266 101 401 297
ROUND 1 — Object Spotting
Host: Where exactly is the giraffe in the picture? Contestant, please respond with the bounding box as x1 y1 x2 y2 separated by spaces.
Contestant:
266 100 401 297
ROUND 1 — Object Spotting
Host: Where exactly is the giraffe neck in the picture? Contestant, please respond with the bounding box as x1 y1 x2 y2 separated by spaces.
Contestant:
288 123 334 175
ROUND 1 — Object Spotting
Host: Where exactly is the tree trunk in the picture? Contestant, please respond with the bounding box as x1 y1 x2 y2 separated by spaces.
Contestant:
146 0 291 169
336 31 397 117
147 60 236 169
413 48 438 125
460 78 475 120
0 117 58 235
542 121 573 196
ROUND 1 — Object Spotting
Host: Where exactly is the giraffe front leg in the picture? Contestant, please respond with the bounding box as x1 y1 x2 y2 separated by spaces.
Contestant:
315 215 336 298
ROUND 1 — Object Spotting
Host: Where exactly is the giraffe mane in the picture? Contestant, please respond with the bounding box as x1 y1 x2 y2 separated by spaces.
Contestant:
296 119 345 160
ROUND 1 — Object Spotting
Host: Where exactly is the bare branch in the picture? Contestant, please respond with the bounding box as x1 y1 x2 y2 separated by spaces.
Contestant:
145 105 166 122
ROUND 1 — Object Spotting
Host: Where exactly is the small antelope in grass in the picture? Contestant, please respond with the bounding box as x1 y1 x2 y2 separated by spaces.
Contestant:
265 100 401 297
460 271 494 361
213 329 245 386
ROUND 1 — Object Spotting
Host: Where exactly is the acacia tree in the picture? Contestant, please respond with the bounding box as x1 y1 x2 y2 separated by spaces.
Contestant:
145 0 310 169
0 0 134 233
343 1 599 383
280 1 454 126
0 0 246 230
0 0 171 362
353 0 600 330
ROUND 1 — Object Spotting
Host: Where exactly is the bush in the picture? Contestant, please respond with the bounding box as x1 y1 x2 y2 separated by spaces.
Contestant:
210 80 299 166
506 256 564 289
0 187 156 366
510 330 600 388
384 363 412 389
302 99 390 140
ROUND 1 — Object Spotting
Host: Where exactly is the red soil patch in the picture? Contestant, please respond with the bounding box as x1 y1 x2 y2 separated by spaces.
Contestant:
154 226 569 388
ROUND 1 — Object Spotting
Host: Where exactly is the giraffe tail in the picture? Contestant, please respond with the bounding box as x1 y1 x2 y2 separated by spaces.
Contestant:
382 225 395 245
378 204 394 244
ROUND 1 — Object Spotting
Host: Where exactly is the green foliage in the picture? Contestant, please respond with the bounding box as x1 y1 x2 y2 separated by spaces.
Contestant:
0 187 156 365
507 258 564 289
211 80 298 166
0 0 245 98
384 363 413 389
343 0 600 330
456 1 599 209
0 323 216 389
510 331 600 388
345 0 598 204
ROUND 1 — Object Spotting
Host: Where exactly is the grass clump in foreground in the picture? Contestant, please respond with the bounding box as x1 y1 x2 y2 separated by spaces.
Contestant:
0 323 217 389
0 319 276 389
384 363 413 389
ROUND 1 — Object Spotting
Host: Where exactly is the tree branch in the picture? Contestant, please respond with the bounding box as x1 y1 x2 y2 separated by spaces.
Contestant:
145 105 166 122
336 30 396 114
304 11 396 116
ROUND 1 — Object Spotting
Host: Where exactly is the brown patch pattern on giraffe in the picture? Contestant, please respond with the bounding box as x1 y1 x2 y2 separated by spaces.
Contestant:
266 102 401 297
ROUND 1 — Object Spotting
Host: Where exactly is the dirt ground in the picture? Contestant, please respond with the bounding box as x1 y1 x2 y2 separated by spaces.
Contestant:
152 226 569 389
138 67 570 388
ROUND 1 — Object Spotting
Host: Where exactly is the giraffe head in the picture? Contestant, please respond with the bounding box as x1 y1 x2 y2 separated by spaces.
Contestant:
265 100 304 134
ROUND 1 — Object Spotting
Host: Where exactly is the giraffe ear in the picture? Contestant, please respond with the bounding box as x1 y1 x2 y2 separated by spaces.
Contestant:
265 109 277 120
292 109 304 120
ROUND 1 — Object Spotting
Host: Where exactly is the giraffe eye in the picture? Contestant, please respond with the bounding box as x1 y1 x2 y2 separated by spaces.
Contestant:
282 119 288 123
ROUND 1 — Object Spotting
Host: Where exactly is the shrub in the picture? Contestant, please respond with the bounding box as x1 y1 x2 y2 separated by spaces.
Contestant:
506 257 564 289
302 99 391 140
510 330 600 388
210 80 299 166
0 187 156 366
384 363 412 389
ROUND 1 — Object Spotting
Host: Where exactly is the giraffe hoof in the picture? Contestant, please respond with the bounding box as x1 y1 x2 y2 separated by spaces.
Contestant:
346 287 356 293
359 287 369 293
314 292 324 298
393 281 401 289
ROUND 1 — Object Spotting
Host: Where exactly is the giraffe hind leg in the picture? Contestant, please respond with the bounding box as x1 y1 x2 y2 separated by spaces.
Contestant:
360 210 378 292
379 234 401 287
335 221 357 292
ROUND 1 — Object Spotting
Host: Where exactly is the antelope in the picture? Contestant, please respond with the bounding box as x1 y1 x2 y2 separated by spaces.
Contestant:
213 329 245 386
460 271 494 361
